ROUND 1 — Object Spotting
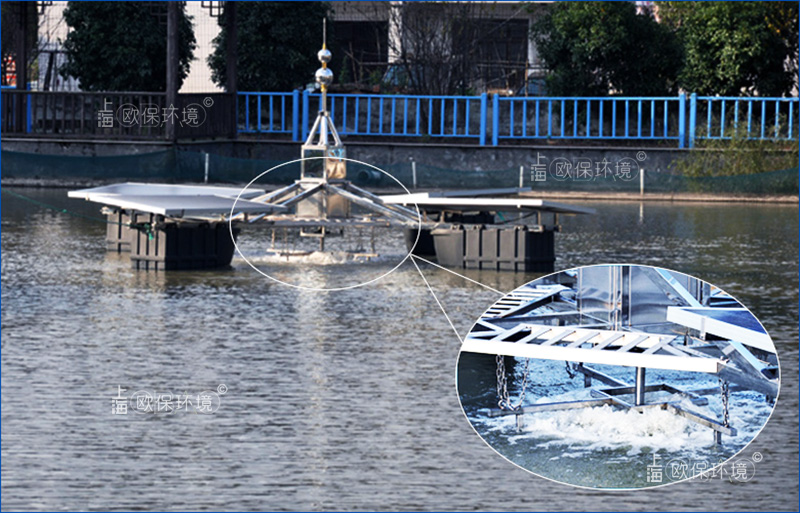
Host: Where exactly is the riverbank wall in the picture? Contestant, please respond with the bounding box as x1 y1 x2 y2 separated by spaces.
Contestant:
2 137 797 203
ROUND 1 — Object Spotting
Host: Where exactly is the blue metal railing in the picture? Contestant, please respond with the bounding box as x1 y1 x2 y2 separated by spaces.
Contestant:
689 94 799 147
238 90 488 145
236 90 798 147
238 91 297 138
305 92 487 144
491 95 686 146
5 87 795 147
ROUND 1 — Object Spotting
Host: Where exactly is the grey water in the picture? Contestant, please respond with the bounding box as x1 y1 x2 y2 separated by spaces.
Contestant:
1 188 797 511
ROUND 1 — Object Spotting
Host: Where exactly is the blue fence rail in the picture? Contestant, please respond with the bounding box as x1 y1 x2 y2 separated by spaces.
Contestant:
238 91 798 148
491 95 686 145
238 91 296 137
3 88 797 147
690 94 798 146
239 91 489 145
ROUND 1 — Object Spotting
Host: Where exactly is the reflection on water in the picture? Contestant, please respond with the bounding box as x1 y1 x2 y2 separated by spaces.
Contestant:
1 189 797 510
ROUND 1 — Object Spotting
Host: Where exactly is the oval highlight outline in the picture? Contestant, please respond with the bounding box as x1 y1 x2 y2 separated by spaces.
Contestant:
228 156 422 292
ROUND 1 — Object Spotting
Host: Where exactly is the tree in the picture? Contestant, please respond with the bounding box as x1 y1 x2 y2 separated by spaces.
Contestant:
60 2 196 91
208 2 331 92
386 2 483 96
384 2 531 95
658 2 798 97
530 2 682 96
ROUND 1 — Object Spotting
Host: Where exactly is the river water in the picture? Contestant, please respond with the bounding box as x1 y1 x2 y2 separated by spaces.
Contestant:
1 189 797 511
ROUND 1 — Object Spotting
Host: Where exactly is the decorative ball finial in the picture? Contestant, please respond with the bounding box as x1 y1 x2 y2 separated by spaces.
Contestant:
315 67 333 88
315 18 333 91
318 48 332 64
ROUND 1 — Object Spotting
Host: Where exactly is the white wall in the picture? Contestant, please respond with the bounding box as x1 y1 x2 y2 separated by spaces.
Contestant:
180 1 223 93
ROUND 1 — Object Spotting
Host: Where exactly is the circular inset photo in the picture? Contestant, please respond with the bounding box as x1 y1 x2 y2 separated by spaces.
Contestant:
457 264 779 489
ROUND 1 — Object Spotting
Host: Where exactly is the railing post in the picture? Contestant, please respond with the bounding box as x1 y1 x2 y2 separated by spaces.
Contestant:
688 93 697 148
678 92 686 148
492 93 499 146
26 93 31 134
234 93 239 137
301 89 309 141
479 93 487 146
292 90 300 141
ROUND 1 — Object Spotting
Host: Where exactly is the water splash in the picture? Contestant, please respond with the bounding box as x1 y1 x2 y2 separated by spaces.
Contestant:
236 250 404 266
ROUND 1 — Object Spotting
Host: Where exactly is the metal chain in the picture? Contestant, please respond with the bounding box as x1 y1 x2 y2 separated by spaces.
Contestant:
495 355 508 409
495 355 531 411
719 378 730 427
565 361 576 379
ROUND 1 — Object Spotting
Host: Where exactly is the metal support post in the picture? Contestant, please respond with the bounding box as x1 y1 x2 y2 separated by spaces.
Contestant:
634 367 646 406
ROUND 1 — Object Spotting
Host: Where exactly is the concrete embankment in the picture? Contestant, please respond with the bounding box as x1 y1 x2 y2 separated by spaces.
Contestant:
2 137 797 204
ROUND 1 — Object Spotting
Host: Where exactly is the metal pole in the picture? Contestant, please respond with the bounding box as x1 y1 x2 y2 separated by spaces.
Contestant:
411 160 417 189
320 18 328 114
225 2 238 140
292 89 300 141
519 165 525 220
15 2 29 132
16 2 28 90
635 367 646 406
580 364 592 387
639 167 644 197
479 93 487 146
225 2 237 95
302 90 310 141
166 1 179 141
689 93 697 149
204 152 210 183
678 92 686 148
492 94 499 146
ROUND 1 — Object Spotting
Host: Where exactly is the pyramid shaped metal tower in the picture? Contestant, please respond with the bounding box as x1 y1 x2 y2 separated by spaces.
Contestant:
249 19 420 246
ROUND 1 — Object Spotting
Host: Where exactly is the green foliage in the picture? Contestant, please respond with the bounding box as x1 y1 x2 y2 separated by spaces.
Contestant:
530 2 682 96
208 2 331 92
338 55 351 85
59 2 195 91
674 129 799 178
657 2 798 96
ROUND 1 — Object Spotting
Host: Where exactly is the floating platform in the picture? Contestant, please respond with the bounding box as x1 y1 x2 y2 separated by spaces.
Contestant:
128 215 240 271
69 182 593 272
69 182 282 270
430 225 554 272
386 191 593 273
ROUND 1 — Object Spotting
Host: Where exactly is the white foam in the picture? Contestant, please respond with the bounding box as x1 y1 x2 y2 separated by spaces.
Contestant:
235 251 402 266
484 389 736 454
473 383 776 482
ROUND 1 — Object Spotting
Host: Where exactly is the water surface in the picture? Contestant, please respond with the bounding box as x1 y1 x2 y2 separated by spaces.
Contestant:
2 190 797 510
